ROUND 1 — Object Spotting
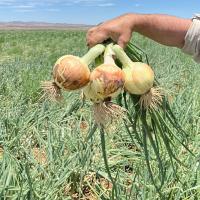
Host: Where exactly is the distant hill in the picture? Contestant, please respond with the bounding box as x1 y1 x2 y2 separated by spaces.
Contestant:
0 21 93 30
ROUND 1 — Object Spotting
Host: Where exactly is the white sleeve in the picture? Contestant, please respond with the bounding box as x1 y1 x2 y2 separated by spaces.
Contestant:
182 14 200 63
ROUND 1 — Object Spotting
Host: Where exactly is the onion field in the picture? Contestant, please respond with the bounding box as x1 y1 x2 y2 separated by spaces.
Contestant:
0 30 200 200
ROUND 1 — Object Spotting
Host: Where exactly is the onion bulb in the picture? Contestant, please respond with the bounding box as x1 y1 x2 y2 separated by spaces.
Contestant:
112 44 163 110
41 44 105 101
83 44 126 126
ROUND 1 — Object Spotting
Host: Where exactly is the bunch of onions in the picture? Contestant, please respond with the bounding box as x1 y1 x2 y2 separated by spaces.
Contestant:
112 44 163 110
41 44 105 101
83 44 126 126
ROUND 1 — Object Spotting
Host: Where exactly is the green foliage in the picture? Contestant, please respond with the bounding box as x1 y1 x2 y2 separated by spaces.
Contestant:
0 30 200 200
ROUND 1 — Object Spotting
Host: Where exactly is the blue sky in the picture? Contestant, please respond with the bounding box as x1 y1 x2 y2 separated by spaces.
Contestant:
0 0 199 24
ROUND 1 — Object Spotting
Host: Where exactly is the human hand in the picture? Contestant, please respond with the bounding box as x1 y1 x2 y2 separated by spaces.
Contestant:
86 14 135 48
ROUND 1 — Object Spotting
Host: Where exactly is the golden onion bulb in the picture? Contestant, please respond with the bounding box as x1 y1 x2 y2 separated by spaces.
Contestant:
83 44 126 126
122 62 154 95
112 44 162 110
83 63 125 103
53 55 90 90
41 44 105 101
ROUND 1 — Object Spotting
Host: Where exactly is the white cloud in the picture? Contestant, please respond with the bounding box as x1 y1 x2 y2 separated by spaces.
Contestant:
68 0 115 7
70 0 105 3
0 0 17 6
46 8 60 12
13 5 35 9
98 3 115 7
134 3 140 7
15 9 34 12
0 0 115 8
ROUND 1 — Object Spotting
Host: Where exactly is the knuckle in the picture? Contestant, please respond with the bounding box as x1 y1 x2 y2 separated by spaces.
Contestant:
97 23 109 34
98 25 106 32
87 27 96 35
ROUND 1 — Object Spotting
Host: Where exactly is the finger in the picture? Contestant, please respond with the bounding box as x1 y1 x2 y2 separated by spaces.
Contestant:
87 31 109 47
117 32 131 48
86 27 97 47
86 27 97 38
117 39 126 49
110 34 119 44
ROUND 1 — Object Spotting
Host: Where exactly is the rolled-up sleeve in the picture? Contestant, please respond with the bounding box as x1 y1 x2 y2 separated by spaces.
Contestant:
182 14 200 63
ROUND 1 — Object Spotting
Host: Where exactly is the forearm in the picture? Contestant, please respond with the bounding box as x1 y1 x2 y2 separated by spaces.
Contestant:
130 14 192 48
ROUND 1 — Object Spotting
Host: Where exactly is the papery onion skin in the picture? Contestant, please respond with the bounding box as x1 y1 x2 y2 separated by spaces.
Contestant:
53 55 90 90
123 62 154 95
83 63 125 103
90 64 125 97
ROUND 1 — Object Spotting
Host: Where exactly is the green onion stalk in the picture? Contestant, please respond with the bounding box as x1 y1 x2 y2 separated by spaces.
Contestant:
115 42 194 190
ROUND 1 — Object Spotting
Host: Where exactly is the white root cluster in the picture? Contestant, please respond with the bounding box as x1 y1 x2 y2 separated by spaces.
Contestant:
93 101 127 127
139 87 164 110
41 81 63 102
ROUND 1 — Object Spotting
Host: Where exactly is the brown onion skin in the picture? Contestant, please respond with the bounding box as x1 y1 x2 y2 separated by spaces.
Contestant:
53 55 90 90
90 64 125 97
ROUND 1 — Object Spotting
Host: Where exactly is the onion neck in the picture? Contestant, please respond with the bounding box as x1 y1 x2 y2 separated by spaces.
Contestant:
112 45 133 68
81 44 105 65
104 43 116 65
